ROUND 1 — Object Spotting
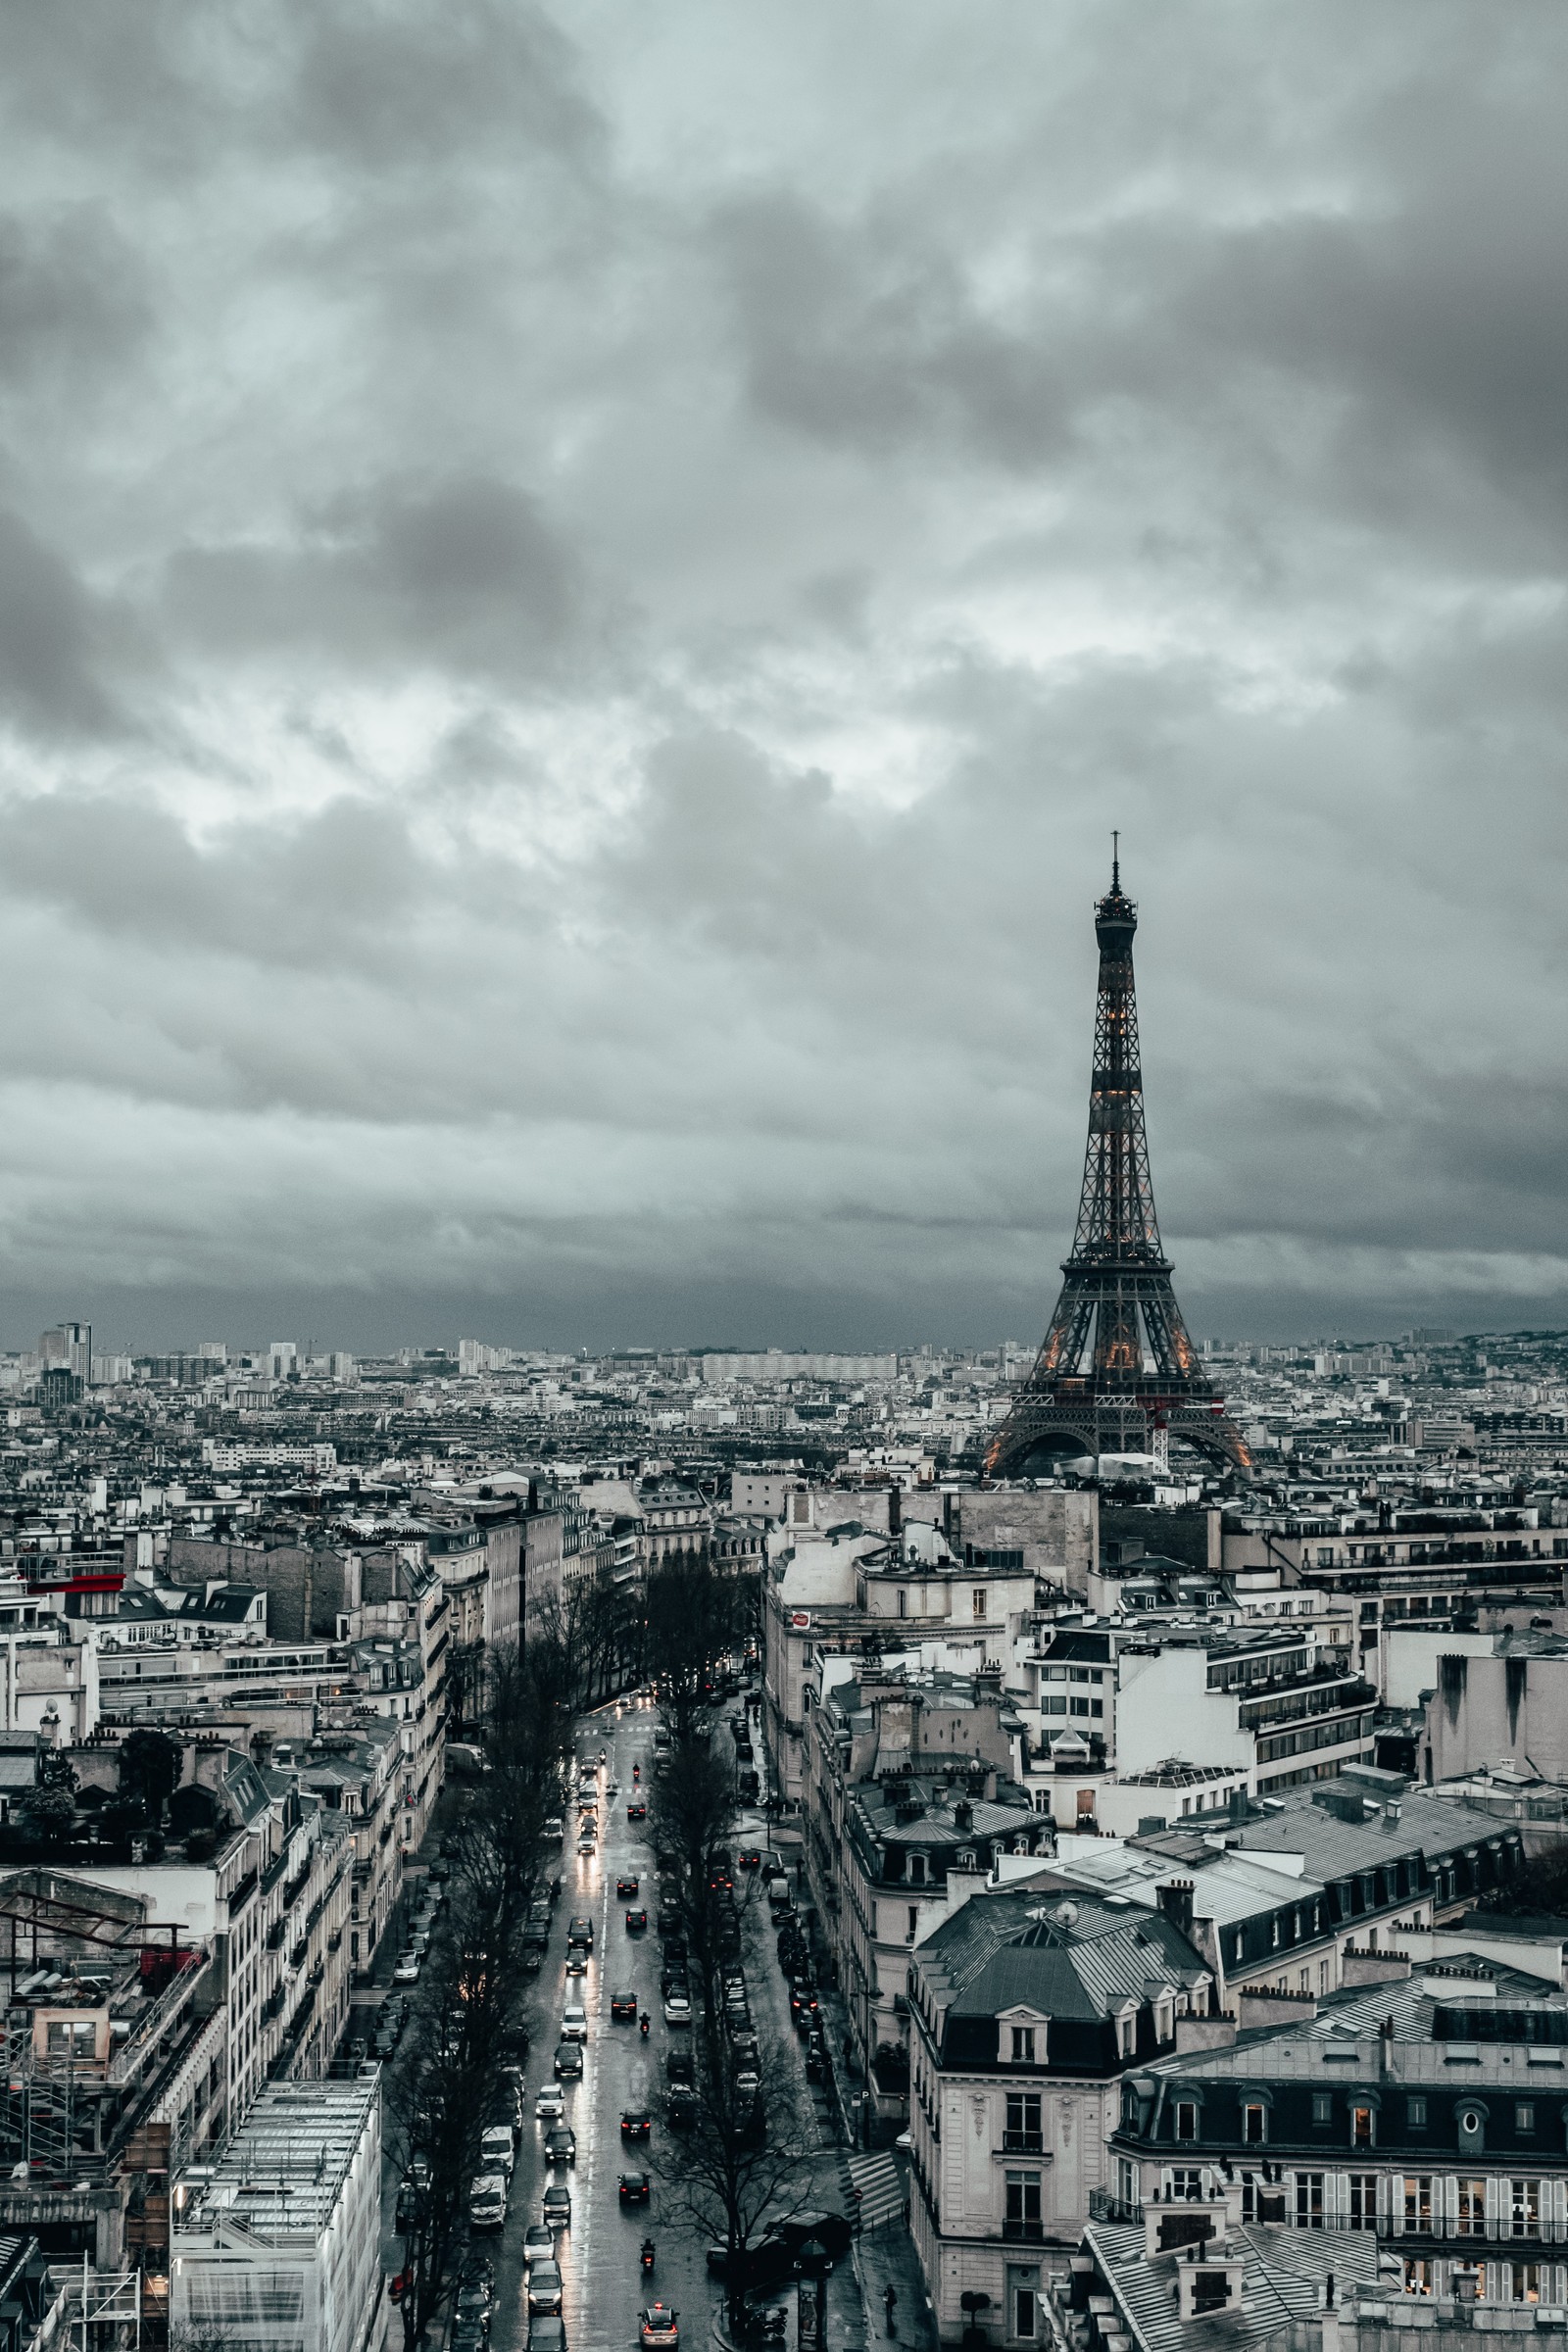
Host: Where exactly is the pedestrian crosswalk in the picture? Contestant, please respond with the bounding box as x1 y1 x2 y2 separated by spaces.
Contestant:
848 2150 906 2232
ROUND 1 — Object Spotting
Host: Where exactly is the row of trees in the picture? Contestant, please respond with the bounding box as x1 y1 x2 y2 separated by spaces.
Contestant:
641 1558 812 2325
386 1642 576 2350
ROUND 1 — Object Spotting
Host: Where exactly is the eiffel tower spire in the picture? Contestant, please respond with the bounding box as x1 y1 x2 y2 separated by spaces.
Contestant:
988 853 1250 1478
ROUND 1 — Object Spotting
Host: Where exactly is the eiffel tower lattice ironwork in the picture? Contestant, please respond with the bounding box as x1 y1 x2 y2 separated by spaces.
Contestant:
987 849 1250 1478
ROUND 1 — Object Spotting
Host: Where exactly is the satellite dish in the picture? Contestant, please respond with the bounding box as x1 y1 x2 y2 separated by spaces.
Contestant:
1056 1901 1079 1929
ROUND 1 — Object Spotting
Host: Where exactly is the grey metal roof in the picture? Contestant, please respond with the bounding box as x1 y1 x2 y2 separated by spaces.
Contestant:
1084 2218 1381 2352
920 1888 1207 2027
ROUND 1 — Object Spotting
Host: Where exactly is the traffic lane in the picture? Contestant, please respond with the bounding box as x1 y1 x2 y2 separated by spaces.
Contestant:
562 1705 710 2352
488 1699 704 2352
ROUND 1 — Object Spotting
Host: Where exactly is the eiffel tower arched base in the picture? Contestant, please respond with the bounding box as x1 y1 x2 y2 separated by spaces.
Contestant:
986 1391 1250 1480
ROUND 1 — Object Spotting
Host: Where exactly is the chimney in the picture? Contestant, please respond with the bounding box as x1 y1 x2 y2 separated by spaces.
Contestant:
889 1486 902 1538
1157 1879 1196 1937
954 1799 973 1833
1228 1787 1250 1827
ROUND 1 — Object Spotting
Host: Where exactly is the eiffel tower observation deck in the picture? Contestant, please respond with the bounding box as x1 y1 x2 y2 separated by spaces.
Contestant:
988 850 1250 1480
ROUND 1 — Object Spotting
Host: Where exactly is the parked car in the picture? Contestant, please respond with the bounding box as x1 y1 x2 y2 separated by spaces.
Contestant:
478 2126 515 2177
662 1992 691 2029
543 1817 564 1842
468 2175 507 2233
392 1954 421 1984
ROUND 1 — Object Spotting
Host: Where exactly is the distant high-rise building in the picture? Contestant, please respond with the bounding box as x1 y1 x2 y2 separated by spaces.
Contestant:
40 1322 92 1382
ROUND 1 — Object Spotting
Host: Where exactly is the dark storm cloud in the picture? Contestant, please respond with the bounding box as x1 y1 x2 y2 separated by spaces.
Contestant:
0 0 1565 1347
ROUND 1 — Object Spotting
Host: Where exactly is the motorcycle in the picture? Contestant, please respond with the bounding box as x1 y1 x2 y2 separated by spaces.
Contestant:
641 2240 656 2274
640 2013 651 2038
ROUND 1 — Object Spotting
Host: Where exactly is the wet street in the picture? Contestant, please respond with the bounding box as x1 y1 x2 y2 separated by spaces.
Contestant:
375 1690 874 2352
486 1694 712 2352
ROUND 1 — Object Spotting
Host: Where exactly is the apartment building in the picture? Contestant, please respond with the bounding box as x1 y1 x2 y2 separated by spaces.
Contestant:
906 1884 1213 2339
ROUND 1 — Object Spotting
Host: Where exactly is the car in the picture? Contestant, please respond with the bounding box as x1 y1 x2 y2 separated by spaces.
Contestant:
611 1987 640 2021
536 2082 565 2120
618 2172 652 2206
489 2086 524 2132
620 2109 652 2141
543 1816 564 1842
544 2127 576 2167
542 2181 572 2230
528 2261 564 2317
567 1916 595 1949
456 2280 493 2326
451 2322 487 2352
617 1875 640 1898
553 2041 582 2080
627 1801 647 1822
639 2305 679 2349
665 2050 694 2088
738 1848 761 1870
468 2175 507 2232
392 1955 421 1984
565 1949 588 1977
522 2224 556 2269
625 1907 648 1934
706 1852 732 1890
562 2002 588 2041
576 1833 597 1854
666 2087 698 2129
528 2318 567 2352
478 2126 515 2177
663 1993 691 2028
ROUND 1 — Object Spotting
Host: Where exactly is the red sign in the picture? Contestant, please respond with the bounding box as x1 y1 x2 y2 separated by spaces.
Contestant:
790 1611 811 1631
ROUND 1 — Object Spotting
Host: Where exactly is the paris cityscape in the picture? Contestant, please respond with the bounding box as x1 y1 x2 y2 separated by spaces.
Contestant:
3 13 1566 2352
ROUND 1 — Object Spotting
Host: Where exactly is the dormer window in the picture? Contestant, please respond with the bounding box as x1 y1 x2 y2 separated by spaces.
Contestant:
908 1854 926 1886
1010 2026 1036 2064
1118 2012 1136 2058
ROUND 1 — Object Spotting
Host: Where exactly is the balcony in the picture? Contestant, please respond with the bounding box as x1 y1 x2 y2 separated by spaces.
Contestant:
1089 2190 1143 2226
1378 2215 1565 2245
1002 2132 1045 2154
1003 2221 1045 2244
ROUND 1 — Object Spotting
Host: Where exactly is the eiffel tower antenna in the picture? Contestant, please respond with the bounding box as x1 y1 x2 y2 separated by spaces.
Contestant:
987 858 1250 1480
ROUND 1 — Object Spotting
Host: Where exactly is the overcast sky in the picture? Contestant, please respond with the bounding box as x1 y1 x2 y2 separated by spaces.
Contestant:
2 2 1566 1357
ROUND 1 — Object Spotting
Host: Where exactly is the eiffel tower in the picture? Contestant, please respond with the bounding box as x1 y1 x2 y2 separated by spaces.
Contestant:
988 847 1250 1479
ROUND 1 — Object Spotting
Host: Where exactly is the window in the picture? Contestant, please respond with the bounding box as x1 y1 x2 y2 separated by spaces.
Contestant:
908 1854 926 1886
907 1907 920 1939
1516 2104 1536 2133
1009 2027 1036 2065
972 1590 989 1621
1406 2097 1427 2130
1170 2170 1204 2201
1511 2266 1544 2305
1175 2101 1199 2143
1348 2175 1378 2230
1457 2180 1487 2237
1402 2260 1433 2298
1295 2174 1325 2230
1242 2102 1267 2145
1404 2178 1433 2232
1312 2093 1333 2127
1118 2014 1136 2058
1004 2173 1043 2242
1511 2180 1543 2240
1155 2002 1174 2042
1012 2288 1037 2342
1351 2105 1374 2148
1005 2092 1043 2152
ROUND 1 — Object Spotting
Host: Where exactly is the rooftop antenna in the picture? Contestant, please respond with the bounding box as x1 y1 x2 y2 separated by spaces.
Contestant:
1111 829 1120 891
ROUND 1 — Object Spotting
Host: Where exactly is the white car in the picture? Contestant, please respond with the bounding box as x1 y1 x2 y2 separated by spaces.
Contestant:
536 2083 565 2121
663 1992 691 2029
393 1955 421 1984
479 2126 515 2177
522 2223 556 2270
561 2002 588 2042
469 2174 507 2233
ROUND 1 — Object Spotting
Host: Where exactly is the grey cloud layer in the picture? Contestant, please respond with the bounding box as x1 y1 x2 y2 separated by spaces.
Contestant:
1 0 1565 1348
